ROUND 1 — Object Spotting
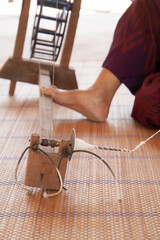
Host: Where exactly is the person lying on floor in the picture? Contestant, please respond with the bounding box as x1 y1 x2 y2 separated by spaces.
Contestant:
41 0 160 129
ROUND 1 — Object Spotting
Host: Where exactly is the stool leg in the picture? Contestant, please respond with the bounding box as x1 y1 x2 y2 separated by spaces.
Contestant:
9 81 16 96
9 0 31 95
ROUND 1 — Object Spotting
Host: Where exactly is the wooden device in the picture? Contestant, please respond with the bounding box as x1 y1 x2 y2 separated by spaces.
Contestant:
23 69 75 192
0 0 81 95
25 133 70 190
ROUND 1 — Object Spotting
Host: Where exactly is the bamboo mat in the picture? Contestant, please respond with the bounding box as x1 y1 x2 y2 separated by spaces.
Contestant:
0 61 160 239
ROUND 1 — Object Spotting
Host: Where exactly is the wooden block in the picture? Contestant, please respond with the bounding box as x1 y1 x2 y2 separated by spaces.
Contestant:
0 58 78 91
25 134 69 190
0 58 39 85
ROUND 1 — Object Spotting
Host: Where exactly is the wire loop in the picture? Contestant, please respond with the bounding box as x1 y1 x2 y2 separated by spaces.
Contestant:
15 145 63 198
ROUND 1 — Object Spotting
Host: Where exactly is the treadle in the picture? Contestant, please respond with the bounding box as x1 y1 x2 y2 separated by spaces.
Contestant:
31 0 72 61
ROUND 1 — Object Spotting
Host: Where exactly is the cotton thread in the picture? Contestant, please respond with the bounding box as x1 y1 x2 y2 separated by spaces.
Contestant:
74 130 160 153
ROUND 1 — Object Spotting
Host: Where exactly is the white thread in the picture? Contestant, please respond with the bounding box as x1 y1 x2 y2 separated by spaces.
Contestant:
130 130 160 152
74 138 96 151
74 130 160 153
72 130 160 202
115 181 121 201
40 0 62 197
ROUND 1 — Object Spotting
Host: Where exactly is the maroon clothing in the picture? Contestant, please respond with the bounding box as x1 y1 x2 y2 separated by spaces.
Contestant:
131 73 160 128
102 0 160 128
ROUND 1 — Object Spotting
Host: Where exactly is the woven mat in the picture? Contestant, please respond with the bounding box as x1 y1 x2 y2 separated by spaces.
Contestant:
0 61 160 239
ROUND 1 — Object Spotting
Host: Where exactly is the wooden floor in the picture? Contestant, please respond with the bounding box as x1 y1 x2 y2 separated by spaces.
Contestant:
0 60 160 239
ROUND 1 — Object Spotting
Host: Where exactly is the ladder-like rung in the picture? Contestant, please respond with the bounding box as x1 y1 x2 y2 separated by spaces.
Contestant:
32 55 57 61
39 15 67 23
36 40 60 48
37 28 63 36
37 0 72 11
34 49 56 56
32 38 52 43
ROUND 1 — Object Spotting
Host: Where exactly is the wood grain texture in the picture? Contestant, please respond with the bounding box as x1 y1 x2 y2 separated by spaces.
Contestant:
0 58 78 90
25 134 69 190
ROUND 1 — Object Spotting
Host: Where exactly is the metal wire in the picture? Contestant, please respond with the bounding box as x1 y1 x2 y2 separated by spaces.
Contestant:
15 145 63 198
72 150 121 200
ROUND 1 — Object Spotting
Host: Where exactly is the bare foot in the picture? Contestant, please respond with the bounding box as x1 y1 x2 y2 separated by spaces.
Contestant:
40 69 121 122
41 85 109 121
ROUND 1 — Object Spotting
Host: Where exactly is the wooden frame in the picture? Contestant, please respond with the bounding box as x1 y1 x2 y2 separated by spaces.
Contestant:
4 0 81 191
0 0 81 95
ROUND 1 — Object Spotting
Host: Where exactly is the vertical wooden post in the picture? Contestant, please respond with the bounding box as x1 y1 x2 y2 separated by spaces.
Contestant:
39 69 53 139
60 0 81 68
9 0 31 95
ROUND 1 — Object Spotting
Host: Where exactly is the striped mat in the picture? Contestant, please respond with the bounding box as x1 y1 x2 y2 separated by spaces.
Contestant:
0 61 160 239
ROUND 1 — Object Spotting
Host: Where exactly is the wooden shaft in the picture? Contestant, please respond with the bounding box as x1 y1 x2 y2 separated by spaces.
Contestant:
39 69 53 139
9 0 31 95
60 0 81 68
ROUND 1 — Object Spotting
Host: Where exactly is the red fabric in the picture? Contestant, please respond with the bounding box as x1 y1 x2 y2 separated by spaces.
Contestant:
131 73 160 128
102 0 160 94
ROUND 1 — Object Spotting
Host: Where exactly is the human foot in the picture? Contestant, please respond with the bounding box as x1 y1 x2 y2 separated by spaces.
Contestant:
41 85 109 122
40 68 121 122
